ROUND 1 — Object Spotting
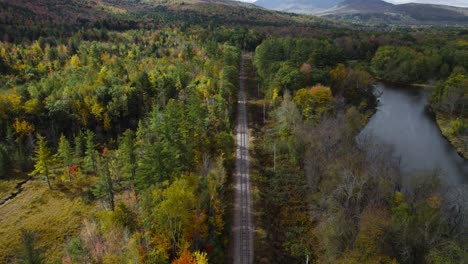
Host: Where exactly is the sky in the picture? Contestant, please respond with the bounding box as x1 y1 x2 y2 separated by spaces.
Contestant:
239 0 468 7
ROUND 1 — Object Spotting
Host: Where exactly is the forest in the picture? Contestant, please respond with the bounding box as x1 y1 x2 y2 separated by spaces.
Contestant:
0 0 467 263
251 36 467 263
0 26 247 263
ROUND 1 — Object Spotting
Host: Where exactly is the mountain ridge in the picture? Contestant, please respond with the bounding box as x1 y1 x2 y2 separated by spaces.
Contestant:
254 0 468 25
0 0 348 43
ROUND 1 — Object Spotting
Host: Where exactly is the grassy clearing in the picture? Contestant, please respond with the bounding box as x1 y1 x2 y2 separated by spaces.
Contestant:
435 112 468 159
0 179 94 263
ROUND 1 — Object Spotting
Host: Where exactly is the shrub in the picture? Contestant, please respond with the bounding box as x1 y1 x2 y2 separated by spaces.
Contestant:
449 118 467 136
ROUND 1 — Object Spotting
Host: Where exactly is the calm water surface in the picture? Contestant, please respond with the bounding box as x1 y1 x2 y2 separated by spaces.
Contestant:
361 83 468 186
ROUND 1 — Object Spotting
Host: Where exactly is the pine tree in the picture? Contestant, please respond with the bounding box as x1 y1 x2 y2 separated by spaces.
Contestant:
118 129 138 193
57 134 72 180
29 134 54 189
18 230 43 264
74 132 85 168
84 130 97 174
0 143 10 178
93 149 115 210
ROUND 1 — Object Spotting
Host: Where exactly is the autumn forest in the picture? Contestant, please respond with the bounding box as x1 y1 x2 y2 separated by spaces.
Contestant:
0 0 467 263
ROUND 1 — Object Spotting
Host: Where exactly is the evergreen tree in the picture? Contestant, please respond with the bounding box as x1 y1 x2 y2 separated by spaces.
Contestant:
93 149 115 211
84 130 97 174
118 129 138 193
29 134 54 189
57 134 72 180
74 132 85 168
0 143 11 178
18 230 43 264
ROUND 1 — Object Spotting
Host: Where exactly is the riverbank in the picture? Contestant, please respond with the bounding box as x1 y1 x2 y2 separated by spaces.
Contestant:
434 112 468 160
362 82 468 184
375 80 467 161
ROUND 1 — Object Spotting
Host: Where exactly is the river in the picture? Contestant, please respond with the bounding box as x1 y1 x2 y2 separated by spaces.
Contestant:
360 83 468 186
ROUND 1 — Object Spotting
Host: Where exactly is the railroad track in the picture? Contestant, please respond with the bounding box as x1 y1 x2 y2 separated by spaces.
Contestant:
233 53 254 264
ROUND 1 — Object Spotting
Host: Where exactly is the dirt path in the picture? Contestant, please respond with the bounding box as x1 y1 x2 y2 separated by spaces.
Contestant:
232 53 254 264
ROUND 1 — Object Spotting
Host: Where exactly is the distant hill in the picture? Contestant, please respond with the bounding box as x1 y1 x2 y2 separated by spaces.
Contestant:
334 0 396 13
0 0 338 27
0 0 110 26
254 0 341 13
0 0 331 26
397 3 468 22
0 0 344 42
254 0 468 25
136 0 337 27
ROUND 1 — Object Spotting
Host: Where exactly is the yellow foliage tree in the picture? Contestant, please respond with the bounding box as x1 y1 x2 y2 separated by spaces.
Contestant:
330 63 348 95
70 54 81 67
91 102 104 121
293 84 335 121
103 112 112 131
149 177 198 260
23 98 41 114
171 250 208 264
6 92 22 114
13 119 35 140
193 251 208 264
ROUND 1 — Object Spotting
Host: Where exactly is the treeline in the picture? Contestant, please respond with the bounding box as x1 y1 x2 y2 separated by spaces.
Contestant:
431 72 468 155
0 27 242 263
252 38 468 263
371 40 468 84
254 38 376 110
432 72 468 119
254 38 344 94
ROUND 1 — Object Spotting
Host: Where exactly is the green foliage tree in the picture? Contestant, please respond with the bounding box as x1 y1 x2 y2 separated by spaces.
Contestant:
206 157 227 236
272 91 302 139
371 46 441 84
0 143 11 178
254 38 345 97
18 230 43 264
330 64 375 108
136 141 179 190
29 134 54 189
57 134 73 180
432 73 468 116
93 149 115 211
144 176 198 259
74 132 85 167
138 99 198 187
273 63 305 94
118 129 138 193
448 118 467 135
84 130 98 174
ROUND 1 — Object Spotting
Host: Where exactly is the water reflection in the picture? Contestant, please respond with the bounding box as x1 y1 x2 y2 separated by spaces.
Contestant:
360 83 468 186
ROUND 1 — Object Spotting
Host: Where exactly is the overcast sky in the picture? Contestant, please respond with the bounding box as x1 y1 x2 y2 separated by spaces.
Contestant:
239 0 468 7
